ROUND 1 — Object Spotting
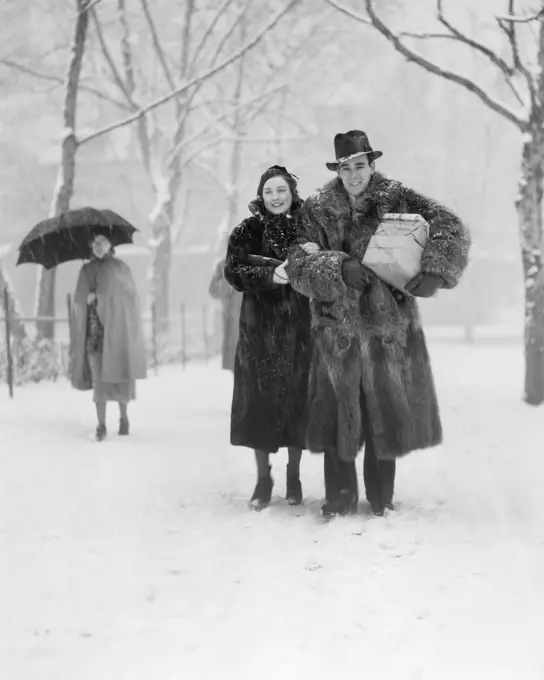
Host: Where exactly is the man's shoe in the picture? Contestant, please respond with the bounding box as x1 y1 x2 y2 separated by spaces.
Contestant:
321 489 357 519
370 501 385 516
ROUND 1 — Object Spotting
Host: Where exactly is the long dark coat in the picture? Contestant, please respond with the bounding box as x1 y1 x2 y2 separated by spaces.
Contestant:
286 172 470 462
224 201 312 453
208 259 242 372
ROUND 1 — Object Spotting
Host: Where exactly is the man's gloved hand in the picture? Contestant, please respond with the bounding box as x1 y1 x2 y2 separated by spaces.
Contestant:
390 288 407 304
341 259 370 291
405 272 445 298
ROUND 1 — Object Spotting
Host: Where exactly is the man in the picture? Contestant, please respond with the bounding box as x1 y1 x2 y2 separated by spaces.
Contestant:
286 130 470 518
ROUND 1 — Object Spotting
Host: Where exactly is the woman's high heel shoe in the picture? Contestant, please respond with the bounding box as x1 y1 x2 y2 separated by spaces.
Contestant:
95 424 107 442
286 473 303 506
249 467 273 511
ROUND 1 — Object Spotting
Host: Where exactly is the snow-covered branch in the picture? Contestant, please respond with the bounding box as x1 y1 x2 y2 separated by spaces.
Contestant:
81 0 103 13
0 57 130 110
90 7 135 107
497 7 544 23
78 0 300 146
398 31 456 40
140 0 176 91
167 82 289 166
436 0 514 77
187 0 237 74
328 0 526 130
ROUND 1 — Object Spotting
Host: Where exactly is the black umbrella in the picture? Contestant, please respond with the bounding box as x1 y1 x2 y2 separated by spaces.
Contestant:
16 207 138 270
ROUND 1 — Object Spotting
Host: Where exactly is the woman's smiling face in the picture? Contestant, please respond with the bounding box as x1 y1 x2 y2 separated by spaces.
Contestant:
262 177 293 215
91 234 112 259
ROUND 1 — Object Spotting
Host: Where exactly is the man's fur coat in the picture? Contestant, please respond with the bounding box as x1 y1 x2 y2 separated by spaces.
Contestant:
286 172 470 462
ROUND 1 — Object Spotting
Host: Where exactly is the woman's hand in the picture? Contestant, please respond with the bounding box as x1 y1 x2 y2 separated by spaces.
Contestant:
273 262 289 285
300 242 320 254
87 292 97 304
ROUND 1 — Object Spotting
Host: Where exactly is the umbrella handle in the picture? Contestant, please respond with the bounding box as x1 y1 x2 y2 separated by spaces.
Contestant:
246 254 284 267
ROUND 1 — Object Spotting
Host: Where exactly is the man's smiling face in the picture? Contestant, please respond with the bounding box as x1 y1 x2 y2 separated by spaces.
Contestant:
337 154 374 197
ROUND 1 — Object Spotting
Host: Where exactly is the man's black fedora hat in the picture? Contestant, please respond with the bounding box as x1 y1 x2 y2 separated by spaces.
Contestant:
326 130 383 171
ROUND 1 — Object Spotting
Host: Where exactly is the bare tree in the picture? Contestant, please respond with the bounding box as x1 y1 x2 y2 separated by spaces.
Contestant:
197 6 329 367
2 0 300 339
326 0 544 405
89 0 301 335
34 0 93 338
201 2 326 236
0 258 26 341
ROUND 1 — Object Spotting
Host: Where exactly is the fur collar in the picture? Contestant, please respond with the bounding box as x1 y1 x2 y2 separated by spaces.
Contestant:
309 172 403 221
245 199 302 261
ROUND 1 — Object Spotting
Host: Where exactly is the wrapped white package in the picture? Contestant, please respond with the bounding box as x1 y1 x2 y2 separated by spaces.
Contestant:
361 213 430 292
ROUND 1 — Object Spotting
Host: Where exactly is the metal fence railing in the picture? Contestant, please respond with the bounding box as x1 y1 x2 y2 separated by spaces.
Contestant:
0 289 221 398
1 287 522 399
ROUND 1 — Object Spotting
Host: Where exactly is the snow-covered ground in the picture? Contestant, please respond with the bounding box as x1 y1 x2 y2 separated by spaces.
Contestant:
1 343 543 680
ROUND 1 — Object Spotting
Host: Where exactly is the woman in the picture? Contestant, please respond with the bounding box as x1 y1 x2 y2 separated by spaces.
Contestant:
70 233 147 441
225 165 312 510
208 257 242 373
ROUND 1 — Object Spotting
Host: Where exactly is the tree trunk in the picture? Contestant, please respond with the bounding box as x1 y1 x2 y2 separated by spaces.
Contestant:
221 136 243 370
517 126 544 405
147 0 194 337
221 148 244 369
220 15 246 369
34 0 89 339
148 194 174 335
0 262 26 341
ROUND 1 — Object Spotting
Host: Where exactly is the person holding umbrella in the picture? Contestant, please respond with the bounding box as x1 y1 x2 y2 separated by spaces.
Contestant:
17 207 147 441
224 165 313 510
70 232 147 441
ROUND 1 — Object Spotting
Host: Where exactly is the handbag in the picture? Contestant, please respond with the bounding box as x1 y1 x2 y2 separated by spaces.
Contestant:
85 268 104 354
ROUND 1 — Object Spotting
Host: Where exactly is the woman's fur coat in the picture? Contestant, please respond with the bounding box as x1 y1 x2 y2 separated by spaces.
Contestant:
286 172 470 462
224 201 312 453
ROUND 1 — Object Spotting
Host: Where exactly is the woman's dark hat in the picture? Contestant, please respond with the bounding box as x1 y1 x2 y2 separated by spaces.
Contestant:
255 164 301 214
326 130 383 171
257 164 299 199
